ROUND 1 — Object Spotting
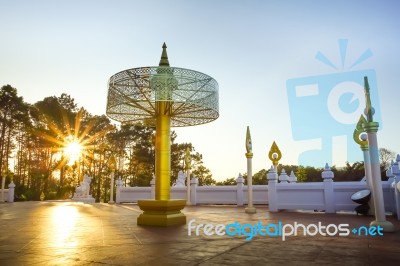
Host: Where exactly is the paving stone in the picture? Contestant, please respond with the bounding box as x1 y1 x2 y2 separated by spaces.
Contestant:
0 201 399 265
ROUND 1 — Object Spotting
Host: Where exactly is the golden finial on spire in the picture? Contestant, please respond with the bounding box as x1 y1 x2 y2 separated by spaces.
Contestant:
353 115 368 150
268 141 282 167
364 76 374 123
109 154 117 170
245 126 252 155
159 42 170 67
184 147 191 170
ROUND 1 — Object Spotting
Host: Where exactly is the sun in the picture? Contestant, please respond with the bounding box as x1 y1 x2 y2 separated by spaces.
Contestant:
35 107 114 171
64 137 83 165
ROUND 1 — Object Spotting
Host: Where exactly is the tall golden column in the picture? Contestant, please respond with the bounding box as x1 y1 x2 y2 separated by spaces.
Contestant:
154 46 173 200
154 101 171 200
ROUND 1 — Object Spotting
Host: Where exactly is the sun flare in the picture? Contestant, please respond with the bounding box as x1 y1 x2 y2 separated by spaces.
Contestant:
64 138 83 165
35 108 113 171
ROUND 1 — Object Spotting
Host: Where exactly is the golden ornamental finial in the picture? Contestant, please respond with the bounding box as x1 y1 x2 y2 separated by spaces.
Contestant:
364 76 374 123
40 191 45 201
109 155 117 170
353 115 368 149
184 147 191 170
159 42 170 67
268 141 282 167
245 126 252 154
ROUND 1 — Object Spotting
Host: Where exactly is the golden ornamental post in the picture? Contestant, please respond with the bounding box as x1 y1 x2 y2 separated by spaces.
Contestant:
353 115 375 215
185 147 192 205
109 154 117 204
245 126 256 213
361 76 394 232
268 141 282 172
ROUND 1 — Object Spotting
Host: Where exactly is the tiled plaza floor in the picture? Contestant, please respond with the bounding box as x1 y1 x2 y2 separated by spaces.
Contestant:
0 201 399 265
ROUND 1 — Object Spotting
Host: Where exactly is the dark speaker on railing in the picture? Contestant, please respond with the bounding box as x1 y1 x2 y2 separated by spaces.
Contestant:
351 189 371 215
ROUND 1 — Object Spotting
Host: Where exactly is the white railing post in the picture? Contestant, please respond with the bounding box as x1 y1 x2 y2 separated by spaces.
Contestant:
115 178 123 204
109 172 115 204
278 169 289 183
7 181 15 202
390 155 400 185
392 155 400 219
386 164 396 213
236 173 244 206
322 163 335 213
386 161 395 184
267 166 278 212
190 176 198 205
289 171 297 183
0 175 5 203
150 175 155 199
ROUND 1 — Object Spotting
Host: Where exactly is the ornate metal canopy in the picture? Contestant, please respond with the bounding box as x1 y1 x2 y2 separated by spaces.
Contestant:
106 44 219 127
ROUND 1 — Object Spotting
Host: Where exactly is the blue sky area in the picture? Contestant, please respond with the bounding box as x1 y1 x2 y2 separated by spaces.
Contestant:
1 0 399 180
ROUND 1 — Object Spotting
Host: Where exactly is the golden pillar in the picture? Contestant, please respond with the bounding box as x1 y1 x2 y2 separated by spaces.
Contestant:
155 101 171 200
137 44 186 226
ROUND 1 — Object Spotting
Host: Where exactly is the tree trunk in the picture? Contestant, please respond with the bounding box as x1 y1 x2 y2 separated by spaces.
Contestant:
0 112 8 177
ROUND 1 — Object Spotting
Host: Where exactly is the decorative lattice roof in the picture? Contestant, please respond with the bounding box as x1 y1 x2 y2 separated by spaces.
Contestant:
106 44 219 127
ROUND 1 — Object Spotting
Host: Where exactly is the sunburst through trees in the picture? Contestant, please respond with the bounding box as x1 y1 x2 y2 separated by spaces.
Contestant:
4 90 216 202
34 106 114 199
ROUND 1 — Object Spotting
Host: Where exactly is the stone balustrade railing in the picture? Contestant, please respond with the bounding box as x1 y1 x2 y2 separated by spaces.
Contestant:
115 158 400 219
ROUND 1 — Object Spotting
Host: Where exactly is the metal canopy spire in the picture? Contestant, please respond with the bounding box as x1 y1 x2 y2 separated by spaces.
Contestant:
159 42 170 67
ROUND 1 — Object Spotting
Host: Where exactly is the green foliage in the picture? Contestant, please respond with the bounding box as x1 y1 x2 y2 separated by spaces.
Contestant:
171 142 194 184
3 84 397 199
216 177 237 186
3 85 216 201
108 123 155 188
217 162 371 185
242 169 267 185
253 169 267 185
331 161 365 181
0 84 31 179
295 166 307 182
379 147 396 170
192 165 216 186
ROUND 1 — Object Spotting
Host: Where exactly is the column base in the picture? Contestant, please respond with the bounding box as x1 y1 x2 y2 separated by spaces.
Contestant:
245 206 257 214
71 197 95 204
137 199 186 226
370 220 396 232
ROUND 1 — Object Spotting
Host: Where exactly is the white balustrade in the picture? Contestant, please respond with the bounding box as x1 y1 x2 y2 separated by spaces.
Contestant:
113 160 399 218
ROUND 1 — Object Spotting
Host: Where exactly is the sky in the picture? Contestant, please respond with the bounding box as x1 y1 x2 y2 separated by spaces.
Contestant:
1 0 399 181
